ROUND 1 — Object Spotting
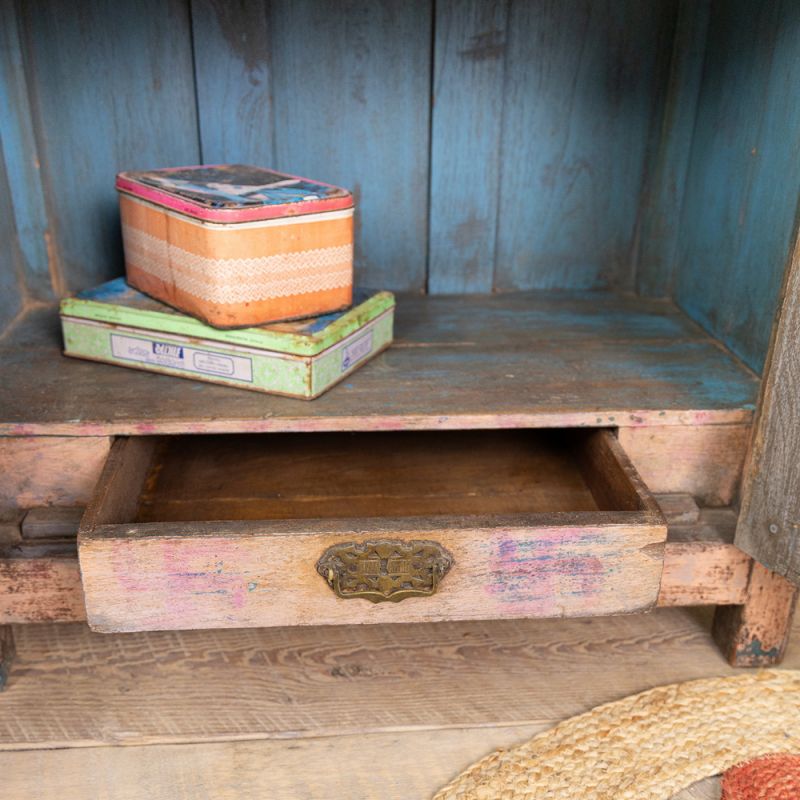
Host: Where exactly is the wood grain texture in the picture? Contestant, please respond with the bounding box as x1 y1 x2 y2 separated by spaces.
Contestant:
78 429 666 631
0 436 111 508
0 510 747 624
0 0 51 300
712 561 798 666
0 130 26 333
18 0 200 292
134 430 629 523
0 732 729 800
735 225 800 584
0 608 797 751
494 0 677 290
0 292 758 436
660 507 750 608
674 0 800 372
0 625 13 690
635 0 710 297
270 0 431 291
79 517 666 632
618 424 749 506
189 0 274 165
21 507 83 540
0 559 84 624
427 0 508 294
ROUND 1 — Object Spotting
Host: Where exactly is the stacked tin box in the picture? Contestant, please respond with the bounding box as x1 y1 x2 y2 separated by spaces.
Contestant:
60 165 394 398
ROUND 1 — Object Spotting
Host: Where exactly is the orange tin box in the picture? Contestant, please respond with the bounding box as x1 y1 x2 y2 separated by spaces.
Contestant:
116 165 354 328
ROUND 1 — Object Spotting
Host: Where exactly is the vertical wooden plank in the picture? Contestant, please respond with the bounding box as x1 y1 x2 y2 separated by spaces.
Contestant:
735 223 800 584
634 0 710 297
0 138 26 332
0 625 14 690
190 0 275 165
427 0 508 294
494 0 677 291
0 436 112 509
712 561 798 666
0 0 52 300
674 0 800 373
20 0 201 293
270 0 432 292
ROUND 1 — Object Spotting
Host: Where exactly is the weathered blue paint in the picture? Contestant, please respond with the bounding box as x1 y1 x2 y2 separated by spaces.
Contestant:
0 141 25 330
737 637 781 663
0 0 796 377
0 0 51 299
20 0 200 292
494 0 677 291
190 0 275 165
269 0 432 292
427 0 509 294
675 0 800 373
635 0 711 298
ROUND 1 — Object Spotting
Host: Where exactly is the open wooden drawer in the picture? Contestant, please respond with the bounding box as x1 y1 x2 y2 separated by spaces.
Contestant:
78 429 667 632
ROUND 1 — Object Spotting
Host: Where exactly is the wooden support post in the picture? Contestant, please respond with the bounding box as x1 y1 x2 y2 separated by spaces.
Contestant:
712 561 798 667
0 625 15 690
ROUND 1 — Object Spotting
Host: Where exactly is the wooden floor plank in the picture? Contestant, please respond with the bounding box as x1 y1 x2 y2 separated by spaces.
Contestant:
0 292 757 435
1 608 798 751
0 722 728 800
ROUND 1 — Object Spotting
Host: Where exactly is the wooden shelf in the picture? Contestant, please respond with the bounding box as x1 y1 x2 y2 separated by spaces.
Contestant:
0 291 758 436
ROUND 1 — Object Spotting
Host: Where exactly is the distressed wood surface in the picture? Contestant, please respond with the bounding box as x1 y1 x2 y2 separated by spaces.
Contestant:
674 0 800 373
21 507 84 540
618 423 749 506
0 130 26 332
0 436 111 508
659 507 750 608
270 0 431 292
494 1 676 291
189 0 274 166
0 506 748 624
134 430 646 522
79 517 666 632
1 608 798 751
427 0 508 294
0 0 51 302
0 625 13 690
713 561 798 667
735 223 800 585
78 430 667 631
0 559 85 624
635 0 710 297
18 0 200 292
0 731 728 800
0 292 758 435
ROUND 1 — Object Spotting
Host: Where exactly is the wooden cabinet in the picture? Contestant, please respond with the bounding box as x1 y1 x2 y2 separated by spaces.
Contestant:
1 0 799 682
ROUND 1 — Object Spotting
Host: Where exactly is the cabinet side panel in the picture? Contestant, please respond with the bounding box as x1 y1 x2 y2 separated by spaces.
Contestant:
736 228 800 585
674 0 800 373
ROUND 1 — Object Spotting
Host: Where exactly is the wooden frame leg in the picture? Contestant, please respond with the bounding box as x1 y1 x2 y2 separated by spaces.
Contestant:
712 561 798 667
0 625 15 690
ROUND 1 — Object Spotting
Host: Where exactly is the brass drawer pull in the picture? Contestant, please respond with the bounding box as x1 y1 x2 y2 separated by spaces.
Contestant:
316 539 454 603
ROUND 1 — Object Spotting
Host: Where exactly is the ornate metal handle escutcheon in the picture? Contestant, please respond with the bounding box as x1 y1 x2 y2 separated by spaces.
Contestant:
316 539 454 603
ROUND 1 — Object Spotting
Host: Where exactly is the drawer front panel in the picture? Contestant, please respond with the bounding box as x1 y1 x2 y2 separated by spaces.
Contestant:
78 430 667 632
79 518 665 632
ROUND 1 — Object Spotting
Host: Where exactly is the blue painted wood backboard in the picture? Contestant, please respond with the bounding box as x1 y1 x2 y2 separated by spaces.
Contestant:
0 0 798 374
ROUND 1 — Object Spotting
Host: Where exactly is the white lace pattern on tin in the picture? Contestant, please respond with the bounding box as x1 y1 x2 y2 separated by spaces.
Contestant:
122 225 352 304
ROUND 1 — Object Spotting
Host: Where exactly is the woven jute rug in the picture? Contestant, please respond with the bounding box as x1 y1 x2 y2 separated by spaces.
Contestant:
433 670 800 800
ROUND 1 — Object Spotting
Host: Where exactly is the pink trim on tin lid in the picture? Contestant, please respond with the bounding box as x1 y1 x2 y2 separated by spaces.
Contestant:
115 164 354 223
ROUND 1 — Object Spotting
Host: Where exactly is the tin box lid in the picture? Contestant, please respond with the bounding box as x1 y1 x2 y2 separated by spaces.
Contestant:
116 164 354 223
60 278 394 357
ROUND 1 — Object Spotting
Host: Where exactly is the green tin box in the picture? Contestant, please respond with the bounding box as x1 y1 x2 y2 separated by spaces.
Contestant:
60 278 394 399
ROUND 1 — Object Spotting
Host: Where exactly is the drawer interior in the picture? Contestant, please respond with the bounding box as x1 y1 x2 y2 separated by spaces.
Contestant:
131 429 647 523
